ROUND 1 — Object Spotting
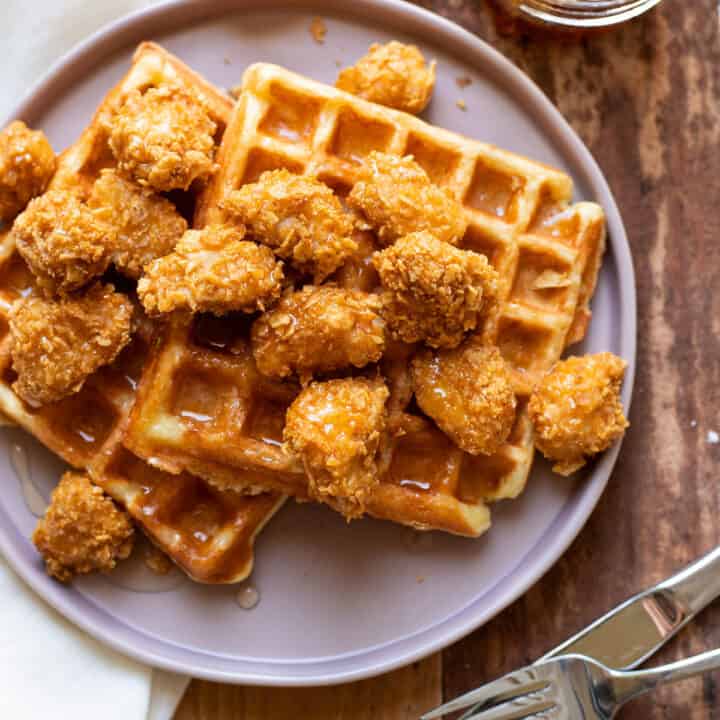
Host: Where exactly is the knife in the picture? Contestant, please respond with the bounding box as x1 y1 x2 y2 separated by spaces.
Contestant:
541 544 720 668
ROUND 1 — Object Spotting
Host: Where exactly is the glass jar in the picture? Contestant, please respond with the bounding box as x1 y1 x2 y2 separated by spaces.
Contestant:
496 0 664 29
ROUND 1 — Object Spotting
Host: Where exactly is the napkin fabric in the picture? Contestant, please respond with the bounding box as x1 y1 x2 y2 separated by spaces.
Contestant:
1 1 191 718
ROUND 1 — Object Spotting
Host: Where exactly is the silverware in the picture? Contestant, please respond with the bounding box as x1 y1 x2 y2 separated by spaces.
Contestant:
542 544 720 668
424 648 720 720
496 0 664 29
423 545 720 719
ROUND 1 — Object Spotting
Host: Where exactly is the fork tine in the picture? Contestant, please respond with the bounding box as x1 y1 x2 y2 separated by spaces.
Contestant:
459 698 556 720
421 667 551 719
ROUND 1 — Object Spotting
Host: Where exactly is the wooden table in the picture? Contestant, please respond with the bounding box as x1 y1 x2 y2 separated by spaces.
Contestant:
176 1 720 716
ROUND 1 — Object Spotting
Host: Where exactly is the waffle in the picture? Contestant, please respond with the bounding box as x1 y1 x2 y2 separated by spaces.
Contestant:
125 63 606 537
0 44 285 583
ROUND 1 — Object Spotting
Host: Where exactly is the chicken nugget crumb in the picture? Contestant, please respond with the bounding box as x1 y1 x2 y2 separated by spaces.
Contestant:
138 225 284 316
336 41 436 114
456 75 472 88
88 169 187 278
412 343 516 455
222 169 357 282
144 545 174 575
107 84 217 192
10 283 133 405
310 17 327 44
347 152 467 245
11 189 115 295
529 352 629 475
0 121 56 222
374 231 498 348
284 377 388 519
33 471 134 583
251 285 385 382
456 99 467 111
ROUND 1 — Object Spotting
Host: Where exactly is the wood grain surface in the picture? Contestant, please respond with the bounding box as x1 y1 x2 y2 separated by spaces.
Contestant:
176 1 720 716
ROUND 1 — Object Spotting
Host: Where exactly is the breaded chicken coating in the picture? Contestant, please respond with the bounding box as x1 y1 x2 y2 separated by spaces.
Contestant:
222 170 357 282
11 189 115 295
107 84 217 192
10 283 133 405
138 225 284 316
88 169 187 278
529 352 629 476
0 121 56 222
33 471 134 582
373 231 498 348
284 377 389 519
347 152 467 245
412 343 516 455
251 285 385 382
336 41 436 114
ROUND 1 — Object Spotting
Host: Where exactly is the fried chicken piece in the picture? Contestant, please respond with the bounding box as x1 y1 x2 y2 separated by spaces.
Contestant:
88 169 187 278
138 225 284 316
347 152 467 245
412 343 516 455
529 352 629 476
336 41 436 114
284 377 389 519
222 170 357 282
251 285 385 382
0 121 56 222
107 84 217 192
33 471 134 582
11 189 115 295
373 231 498 348
10 283 133 405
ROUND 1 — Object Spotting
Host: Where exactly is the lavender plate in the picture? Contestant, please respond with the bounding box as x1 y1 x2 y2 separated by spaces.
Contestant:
0 0 635 685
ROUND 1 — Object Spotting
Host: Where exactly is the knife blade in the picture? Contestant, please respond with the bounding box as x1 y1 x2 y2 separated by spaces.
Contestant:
541 544 720 668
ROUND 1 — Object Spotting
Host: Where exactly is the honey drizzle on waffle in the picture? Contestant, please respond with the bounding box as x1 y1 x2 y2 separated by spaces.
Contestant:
0 44 284 583
126 62 606 537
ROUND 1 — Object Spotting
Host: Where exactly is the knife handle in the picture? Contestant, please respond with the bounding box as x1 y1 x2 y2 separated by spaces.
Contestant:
660 544 720 615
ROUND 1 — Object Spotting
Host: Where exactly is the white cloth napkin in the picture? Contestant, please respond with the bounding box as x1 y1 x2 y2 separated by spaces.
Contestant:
1 1 191 718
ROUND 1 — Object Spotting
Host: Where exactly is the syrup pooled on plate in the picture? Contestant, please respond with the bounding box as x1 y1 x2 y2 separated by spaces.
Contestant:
9 440 48 517
236 584 260 610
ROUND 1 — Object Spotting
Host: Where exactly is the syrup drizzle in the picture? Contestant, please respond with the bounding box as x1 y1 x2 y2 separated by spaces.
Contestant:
404 529 434 552
10 441 48 517
106 534 186 594
235 584 260 610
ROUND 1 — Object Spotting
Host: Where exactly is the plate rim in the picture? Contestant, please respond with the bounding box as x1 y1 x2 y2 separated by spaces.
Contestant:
0 0 636 686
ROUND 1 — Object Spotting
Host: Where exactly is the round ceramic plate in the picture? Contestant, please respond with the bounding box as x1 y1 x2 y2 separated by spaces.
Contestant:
0 0 635 685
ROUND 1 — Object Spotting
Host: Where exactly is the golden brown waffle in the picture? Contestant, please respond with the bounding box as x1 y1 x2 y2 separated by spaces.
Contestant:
0 45 285 583
125 63 606 537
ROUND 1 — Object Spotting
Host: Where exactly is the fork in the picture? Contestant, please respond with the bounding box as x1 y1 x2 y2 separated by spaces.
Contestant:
421 648 720 719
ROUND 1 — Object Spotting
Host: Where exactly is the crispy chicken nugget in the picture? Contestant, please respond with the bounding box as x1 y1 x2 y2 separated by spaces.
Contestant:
88 169 187 278
412 343 516 455
336 41 436 114
284 377 389 519
347 152 467 245
373 231 498 348
107 84 217 192
138 225 284 315
33 471 134 583
529 352 629 476
11 189 115 295
10 283 133 405
222 169 357 282
251 285 385 382
0 121 56 222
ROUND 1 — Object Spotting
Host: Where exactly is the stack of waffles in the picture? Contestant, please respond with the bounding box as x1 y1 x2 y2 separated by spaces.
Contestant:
0 44 284 584
124 62 606 539
1 45 606 585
